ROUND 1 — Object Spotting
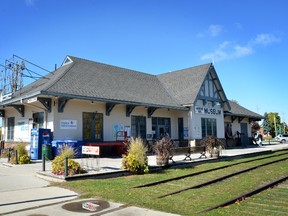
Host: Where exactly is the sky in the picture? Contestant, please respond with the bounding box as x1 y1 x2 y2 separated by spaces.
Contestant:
1 0 288 122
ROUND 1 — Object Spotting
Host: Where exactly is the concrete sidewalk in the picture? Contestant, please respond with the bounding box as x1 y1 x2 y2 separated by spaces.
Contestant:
0 142 287 216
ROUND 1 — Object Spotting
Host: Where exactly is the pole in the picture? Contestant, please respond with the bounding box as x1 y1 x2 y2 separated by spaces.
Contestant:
65 157 68 177
42 154 46 171
274 115 277 137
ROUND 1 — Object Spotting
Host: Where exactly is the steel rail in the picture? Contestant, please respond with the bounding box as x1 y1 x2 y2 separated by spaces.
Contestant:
158 157 288 198
132 151 288 188
197 175 288 214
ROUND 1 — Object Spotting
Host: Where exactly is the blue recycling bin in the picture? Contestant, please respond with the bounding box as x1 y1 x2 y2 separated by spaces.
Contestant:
52 140 78 158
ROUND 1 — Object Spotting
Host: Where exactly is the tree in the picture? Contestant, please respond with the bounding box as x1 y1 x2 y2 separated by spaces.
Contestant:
262 112 271 135
251 122 260 131
267 112 281 138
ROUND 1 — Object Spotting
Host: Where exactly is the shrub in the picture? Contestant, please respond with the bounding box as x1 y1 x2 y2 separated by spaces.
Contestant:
58 145 76 159
6 143 31 164
52 156 82 175
0 149 9 158
15 143 28 156
15 143 31 164
200 136 225 157
122 137 149 174
52 145 83 176
154 135 173 159
19 154 31 164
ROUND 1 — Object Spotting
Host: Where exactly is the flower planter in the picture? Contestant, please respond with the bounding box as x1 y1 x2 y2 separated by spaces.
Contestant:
156 155 169 166
211 151 220 158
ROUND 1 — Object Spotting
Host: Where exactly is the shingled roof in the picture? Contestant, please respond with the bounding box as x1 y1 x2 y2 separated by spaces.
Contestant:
0 55 261 119
225 100 263 121
157 64 211 105
44 56 183 108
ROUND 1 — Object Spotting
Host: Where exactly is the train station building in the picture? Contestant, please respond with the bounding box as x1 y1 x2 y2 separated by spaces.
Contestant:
0 56 263 148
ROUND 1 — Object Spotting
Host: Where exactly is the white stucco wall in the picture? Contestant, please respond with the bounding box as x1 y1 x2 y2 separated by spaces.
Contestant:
52 99 189 141
188 100 225 140
4 98 255 144
3 102 48 142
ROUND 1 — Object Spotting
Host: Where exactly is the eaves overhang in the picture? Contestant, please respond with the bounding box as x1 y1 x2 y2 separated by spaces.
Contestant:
0 91 42 106
41 91 190 111
224 111 264 121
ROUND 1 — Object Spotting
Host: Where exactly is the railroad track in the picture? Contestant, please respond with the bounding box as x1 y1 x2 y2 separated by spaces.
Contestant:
132 150 288 213
158 156 288 198
133 151 288 188
198 175 288 214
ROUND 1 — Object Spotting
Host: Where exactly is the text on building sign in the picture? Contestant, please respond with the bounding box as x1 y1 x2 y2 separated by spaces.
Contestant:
195 106 222 115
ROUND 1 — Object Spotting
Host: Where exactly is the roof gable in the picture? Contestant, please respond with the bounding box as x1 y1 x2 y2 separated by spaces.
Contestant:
157 63 230 110
197 66 230 110
157 64 211 105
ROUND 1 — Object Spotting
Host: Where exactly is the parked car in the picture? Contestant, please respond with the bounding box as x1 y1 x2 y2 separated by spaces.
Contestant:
276 134 288 143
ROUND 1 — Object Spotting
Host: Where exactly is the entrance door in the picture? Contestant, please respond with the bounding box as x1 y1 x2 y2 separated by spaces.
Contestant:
240 123 248 146
131 116 146 139
178 118 184 141
83 112 103 142
152 117 171 139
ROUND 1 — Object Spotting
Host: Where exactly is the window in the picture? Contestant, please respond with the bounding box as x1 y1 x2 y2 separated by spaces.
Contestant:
152 117 171 139
33 112 44 128
83 112 103 141
201 118 217 137
7 117 15 140
131 116 146 139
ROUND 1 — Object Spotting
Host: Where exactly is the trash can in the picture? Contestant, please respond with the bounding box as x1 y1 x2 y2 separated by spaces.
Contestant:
42 144 53 160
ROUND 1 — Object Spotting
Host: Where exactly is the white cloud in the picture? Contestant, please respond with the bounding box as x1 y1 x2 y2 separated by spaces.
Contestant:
201 41 253 62
208 25 223 37
234 45 253 57
252 33 281 46
197 24 223 38
201 33 281 62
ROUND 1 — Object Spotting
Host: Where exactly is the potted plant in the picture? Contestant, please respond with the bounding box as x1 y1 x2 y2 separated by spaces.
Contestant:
201 136 224 158
154 135 173 166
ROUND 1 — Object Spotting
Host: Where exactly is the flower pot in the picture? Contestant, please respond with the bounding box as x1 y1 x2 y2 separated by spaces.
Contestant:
156 155 169 166
211 151 220 158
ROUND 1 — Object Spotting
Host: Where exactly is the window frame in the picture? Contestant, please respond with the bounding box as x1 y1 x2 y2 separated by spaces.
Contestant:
201 118 217 138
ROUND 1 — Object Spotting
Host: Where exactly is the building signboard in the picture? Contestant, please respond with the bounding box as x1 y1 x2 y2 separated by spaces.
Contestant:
195 106 222 115
60 120 77 130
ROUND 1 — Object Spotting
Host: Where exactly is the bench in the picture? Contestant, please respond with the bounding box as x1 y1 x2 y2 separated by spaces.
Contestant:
169 146 207 163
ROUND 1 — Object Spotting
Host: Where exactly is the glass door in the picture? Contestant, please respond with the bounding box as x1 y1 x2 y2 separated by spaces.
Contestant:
131 116 146 139
83 112 103 142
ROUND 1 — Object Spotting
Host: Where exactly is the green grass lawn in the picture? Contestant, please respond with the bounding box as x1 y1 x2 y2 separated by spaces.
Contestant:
56 151 288 215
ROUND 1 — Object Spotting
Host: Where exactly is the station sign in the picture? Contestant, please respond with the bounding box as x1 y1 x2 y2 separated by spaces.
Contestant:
195 106 222 115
